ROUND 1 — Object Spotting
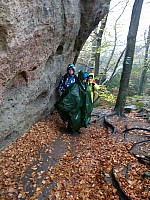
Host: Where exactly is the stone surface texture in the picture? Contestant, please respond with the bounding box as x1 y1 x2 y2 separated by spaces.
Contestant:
0 0 110 149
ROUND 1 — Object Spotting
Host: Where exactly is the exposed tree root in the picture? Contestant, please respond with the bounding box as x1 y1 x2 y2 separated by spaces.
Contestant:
91 114 105 123
123 126 150 133
95 109 150 199
129 139 150 166
110 167 132 200
104 112 119 134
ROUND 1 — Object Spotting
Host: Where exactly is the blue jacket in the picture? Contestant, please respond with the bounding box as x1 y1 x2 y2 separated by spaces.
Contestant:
59 73 77 92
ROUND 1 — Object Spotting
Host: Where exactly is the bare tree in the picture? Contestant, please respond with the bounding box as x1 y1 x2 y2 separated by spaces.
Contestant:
105 47 126 85
94 15 108 78
138 25 150 95
114 0 144 116
100 0 129 84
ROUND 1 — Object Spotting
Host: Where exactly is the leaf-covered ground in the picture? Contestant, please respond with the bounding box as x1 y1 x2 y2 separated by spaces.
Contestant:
0 109 149 200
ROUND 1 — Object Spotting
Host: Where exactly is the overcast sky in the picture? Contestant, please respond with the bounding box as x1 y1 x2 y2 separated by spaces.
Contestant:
138 0 150 39
106 0 150 48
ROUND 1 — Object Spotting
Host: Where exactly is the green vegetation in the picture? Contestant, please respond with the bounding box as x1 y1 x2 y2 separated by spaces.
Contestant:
94 84 116 107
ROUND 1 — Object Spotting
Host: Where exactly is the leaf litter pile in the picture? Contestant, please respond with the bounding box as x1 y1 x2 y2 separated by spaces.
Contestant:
0 109 149 200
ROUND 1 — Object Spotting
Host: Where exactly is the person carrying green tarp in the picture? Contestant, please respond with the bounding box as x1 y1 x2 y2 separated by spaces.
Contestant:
55 70 93 133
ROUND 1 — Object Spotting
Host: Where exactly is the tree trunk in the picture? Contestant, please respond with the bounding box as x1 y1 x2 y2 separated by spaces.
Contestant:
138 25 150 95
94 15 108 78
114 0 144 116
105 48 126 86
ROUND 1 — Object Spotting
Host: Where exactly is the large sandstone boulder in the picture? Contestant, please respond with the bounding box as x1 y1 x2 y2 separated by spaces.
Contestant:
0 0 110 150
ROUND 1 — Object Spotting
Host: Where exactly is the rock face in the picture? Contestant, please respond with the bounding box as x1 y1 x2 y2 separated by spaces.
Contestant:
0 0 110 149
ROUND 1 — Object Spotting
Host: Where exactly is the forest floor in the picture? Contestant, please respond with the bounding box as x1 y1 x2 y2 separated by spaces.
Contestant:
0 105 150 200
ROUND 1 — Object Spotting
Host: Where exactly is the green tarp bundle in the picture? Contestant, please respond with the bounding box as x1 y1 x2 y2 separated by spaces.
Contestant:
55 70 93 132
